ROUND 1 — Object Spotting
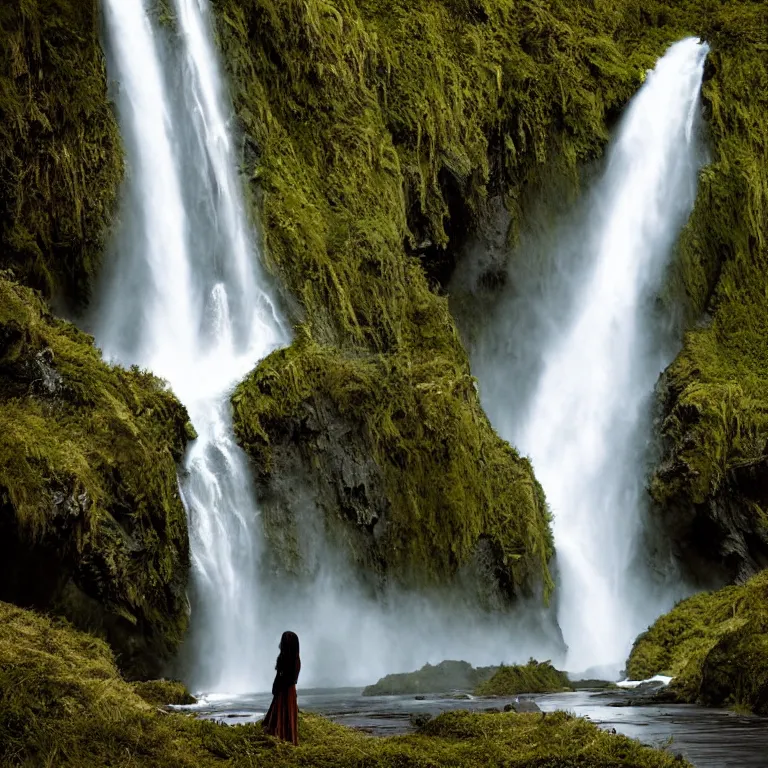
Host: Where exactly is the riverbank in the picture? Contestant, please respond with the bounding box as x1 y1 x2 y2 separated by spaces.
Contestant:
1 602 693 768
189 686 768 767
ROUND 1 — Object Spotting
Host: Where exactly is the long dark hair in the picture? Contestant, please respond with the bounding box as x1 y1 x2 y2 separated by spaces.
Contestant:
276 630 301 684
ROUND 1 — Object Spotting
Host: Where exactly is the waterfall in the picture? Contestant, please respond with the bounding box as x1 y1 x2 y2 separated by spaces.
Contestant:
97 0 286 692
465 39 709 676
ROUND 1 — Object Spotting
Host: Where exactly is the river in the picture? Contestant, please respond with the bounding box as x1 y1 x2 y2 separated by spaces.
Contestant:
180 687 768 767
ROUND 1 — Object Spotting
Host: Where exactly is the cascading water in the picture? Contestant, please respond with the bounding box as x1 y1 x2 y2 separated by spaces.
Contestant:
97 0 285 692
464 38 709 676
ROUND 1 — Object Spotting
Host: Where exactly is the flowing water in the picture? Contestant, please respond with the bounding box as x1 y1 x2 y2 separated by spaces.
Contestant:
463 38 710 676
97 0 286 693
179 688 768 767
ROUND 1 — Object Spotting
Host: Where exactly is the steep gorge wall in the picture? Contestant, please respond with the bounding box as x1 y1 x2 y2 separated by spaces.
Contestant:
0 1 192 677
1 0 766 677
648 0 768 584
214 0 671 599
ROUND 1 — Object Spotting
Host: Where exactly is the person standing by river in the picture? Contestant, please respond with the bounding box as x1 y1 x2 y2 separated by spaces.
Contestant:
262 631 301 745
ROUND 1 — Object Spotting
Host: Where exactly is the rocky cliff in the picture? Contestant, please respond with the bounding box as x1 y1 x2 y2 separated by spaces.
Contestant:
214 0 669 598
0 1 191 677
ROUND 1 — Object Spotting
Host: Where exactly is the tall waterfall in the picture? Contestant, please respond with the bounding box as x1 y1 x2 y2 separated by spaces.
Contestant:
97 0 286 692
465 39 709 675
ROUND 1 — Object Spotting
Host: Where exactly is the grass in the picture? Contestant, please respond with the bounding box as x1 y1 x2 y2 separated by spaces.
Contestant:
0 0 122 303
626 569 768 714
474 659 572 696
0 601 693 767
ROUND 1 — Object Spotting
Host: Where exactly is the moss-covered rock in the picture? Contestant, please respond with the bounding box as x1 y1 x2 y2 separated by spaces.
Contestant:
626 569 768 714
0 0 122 302
362 660 497 696
474 659 571 696
217 0 679 598
0 0 194 678
646 2 768 582
0 601 691 767
0 276 192 678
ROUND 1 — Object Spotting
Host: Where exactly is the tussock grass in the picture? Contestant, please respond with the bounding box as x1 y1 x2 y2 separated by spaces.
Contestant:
474 659 571 696
0 602 691 767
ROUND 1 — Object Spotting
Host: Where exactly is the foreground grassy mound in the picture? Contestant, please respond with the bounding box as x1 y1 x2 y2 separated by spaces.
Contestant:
362 660 497 696
0 277 192 678
0 0 121 301
474 659 571 696
218 0 683 597
627 570 768 714
646 1 768 581
0 602 691 768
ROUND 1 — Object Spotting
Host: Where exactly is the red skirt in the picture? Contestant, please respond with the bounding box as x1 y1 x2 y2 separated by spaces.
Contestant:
263 684 298 745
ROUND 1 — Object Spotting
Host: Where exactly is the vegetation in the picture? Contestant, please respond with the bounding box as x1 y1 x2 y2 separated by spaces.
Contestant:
0 0 122 302
218 0 768 595
217 0 681 596
132 679 197 706
0 275 193 678
0 1 193 677
474 659 572 696
646 1 768 579
626 569 768 715
0 601 691 767
362 659 497 696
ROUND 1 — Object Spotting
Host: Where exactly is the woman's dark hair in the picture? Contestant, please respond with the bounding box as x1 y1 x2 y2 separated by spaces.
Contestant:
276 631 301 684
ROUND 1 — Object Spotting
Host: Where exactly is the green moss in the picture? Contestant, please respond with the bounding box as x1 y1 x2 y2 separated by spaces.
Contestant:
218 0 677 596
234 338 552 594
0 0 122 302
643 2 768 574
362 660 497 696
474 659 571 696
0 601 691 767
0 276 191 677
626 569 768 714
132 679 197 706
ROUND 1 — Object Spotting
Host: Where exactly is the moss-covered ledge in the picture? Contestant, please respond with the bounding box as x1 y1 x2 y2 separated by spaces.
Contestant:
233 337 552 597
0 276 192 678
214 0 669 597
626 569 768 715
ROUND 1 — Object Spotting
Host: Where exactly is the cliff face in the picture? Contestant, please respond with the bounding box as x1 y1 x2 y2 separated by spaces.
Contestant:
0 1 191 678
648 1 768 584
215 0 671 598
2 0 767 679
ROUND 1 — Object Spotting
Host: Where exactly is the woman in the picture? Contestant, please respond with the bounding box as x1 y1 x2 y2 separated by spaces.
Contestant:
262 631 301 745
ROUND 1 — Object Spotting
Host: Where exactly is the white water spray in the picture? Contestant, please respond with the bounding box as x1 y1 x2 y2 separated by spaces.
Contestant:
98 0 285 692
465 39 709 675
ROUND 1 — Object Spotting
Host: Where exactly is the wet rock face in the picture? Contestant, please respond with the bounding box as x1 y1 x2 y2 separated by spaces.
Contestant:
251 394 390 580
